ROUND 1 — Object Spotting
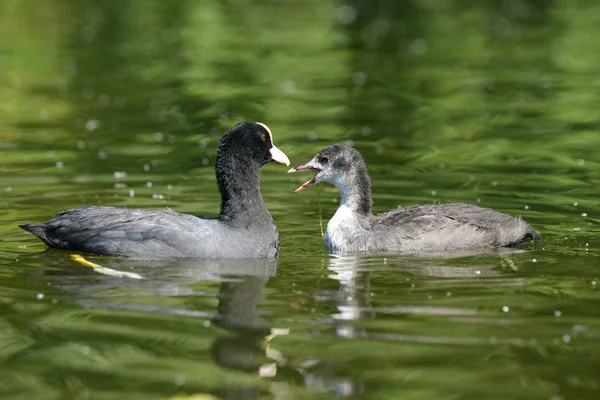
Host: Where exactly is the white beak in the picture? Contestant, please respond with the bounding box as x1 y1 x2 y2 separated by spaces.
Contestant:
269 145 290 166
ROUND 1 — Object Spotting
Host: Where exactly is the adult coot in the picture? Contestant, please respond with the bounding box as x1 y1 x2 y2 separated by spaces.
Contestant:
20 122 290 259
289 144 539 253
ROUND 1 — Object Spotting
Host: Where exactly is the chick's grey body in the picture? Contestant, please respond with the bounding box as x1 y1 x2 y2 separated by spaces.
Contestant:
291 144 539 254
20 122 288 259
325 202 538 253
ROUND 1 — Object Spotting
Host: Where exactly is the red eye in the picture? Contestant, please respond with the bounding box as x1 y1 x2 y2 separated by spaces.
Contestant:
261 136 267 142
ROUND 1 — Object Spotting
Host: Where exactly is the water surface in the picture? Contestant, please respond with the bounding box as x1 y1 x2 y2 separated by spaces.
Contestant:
1 1 600 399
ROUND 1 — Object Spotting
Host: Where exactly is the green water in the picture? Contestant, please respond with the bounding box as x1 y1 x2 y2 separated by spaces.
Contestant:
2 0 600 399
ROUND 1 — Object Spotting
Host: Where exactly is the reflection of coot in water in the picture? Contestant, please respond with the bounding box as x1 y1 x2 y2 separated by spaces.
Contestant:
290 144 540 253
210 263 276 400
215 276 272 334
20 122 290 259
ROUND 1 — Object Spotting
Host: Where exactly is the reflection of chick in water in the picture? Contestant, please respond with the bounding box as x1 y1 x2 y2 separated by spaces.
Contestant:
325 252 512 340
326 255 375 340
327 255 375 326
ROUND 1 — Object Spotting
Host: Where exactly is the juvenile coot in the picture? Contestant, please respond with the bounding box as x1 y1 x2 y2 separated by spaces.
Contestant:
289 144 540 253
20 122 290 259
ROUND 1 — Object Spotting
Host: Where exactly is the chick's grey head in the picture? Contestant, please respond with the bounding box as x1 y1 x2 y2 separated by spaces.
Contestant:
288 143 369 194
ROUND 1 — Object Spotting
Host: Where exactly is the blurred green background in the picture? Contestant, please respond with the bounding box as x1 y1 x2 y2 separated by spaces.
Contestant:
1 0 600 399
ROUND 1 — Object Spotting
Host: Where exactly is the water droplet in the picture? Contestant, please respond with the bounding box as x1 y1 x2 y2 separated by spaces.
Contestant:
409 38 428 55
55 161 64 168
532 258 537 263
446 292 452 297
338 5 357 24
573 202 578 207
81 346 90 355
307 131 318 141
129 189 135 198
554 310 562 317
167 185 172 190
146 182 153 188
352 71 366 86
431 191 436 196
113 171 127 179
573 227 581 231
475 270 481 275
562 334 571 343
203 320 211 327
174 373 186 386
524 205 529 210
218 114 229 124
86 119 99 132
581 213 588 217
502 306 509 312
77 140 85 149
6 186 12 192
143 164 150 172
281 80 296 94
577 159 585 166
491 181 498 187
154 132 164 141
36 293 44 300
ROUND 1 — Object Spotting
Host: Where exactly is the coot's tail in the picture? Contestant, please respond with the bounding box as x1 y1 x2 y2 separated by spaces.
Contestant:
19 223 46 237
19 223 67 249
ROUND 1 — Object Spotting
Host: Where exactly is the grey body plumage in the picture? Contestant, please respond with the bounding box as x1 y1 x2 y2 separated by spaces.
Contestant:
20 122 290 259
21 206 278 258
290 144 540 254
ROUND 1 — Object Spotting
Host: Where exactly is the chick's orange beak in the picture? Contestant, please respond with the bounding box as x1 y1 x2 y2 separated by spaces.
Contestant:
287 163 320 192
